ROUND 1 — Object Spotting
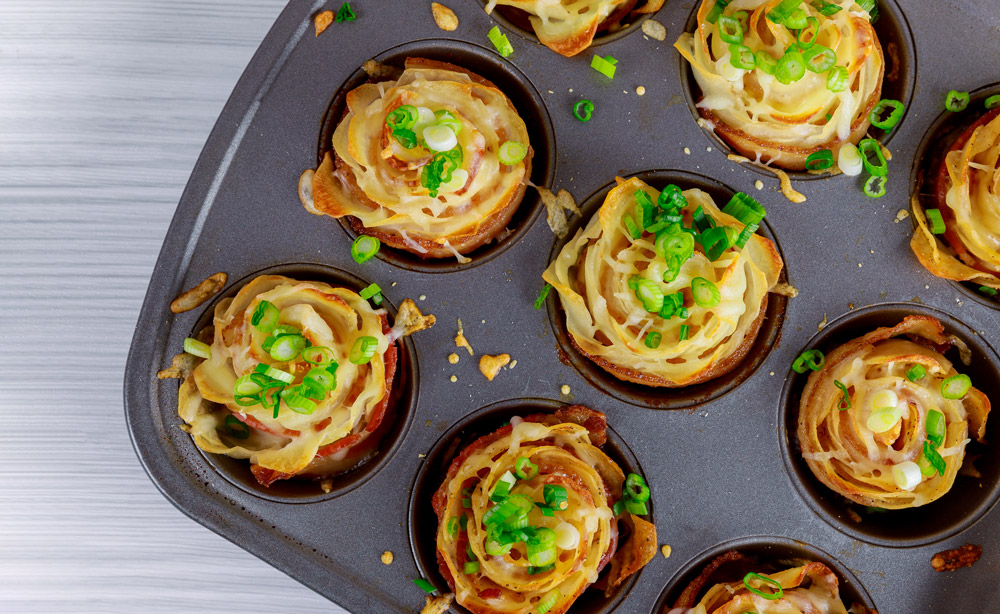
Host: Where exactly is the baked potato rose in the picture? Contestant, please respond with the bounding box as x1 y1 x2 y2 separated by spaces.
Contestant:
432 406 657 614
911 108 1000 295
178 275 412 487
300 58 532 261
543 177 783 388
797 316 990 509
675 0 884 171
484 0 665 57
666 550 875 614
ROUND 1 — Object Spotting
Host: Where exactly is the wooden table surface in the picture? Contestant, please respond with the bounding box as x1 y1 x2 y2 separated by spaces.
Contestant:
0 2 347 612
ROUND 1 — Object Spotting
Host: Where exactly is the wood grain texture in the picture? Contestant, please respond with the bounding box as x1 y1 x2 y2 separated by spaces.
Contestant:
0 2 348 612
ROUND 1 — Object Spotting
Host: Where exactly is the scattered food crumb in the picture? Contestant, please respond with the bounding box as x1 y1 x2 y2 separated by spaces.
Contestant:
419 294 427 301
391 281 397 287
858 263 863 268
769 371 775 376
425 420 432 427
707 146 713 152
848 303 855 310
641 19 667 41
395 299 436 336
772 282 799 298
561 384 571 395
895 209 910 223
422 593 455 614
171 272 227 313
548 89 554 94
661 545 672 559
455 319 474 355
870 249 874 254
754 180 764 190
430 2 458 31
157 352 200 380
314 10 334 36
636 86 646 96
537 185 581 239
925 285 930 290
450 375 458 382
818 313 828 331
509 359 517 369
931 544 982 572
479 353 511 381
683 147 691 155
320 479 333 493
448 353 459 364
568 88 574 93
847 508 862 523
381 550 394 565
418 453 426 458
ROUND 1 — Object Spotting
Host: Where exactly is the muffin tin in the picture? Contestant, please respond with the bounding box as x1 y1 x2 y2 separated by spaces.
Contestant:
124 1 1000 612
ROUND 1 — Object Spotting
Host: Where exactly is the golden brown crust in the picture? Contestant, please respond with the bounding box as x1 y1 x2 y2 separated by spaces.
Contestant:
931 543 982 572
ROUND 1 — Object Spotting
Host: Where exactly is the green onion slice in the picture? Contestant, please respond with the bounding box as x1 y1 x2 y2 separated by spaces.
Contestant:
744 572 784 601
463 561 480 575
514 457 539 480
792 349 825 374
644 331 662 349
826 65 849 92
767 0 803 25
544 484 569 511
263 366 294 384
870 99 905 131
811 0 842 15
802 44 836 73
359 283 381 300
487 26 513 57
718 15 743 44
926 409 946 447
624 498 648 515
272 324 301 337
498 141 528 165
923 441 946 476
729 44 756 70
251 300 279 333
776 50 806 85
634 278 665 313
534 283 552 310
755 50 779 75
941 374 971 400
349 336 379 365
536 589 561 614
269 334 306 362
224 415 250 440
625 473 651 502
945 89 970 112
837 142 863 176
722 192 766 225
834 380 852 410
591 54 617 79
305 366 336 392
183 337 211 359
784 8 808 29
805 149 834 171
611 500 625 516
864 175 887 199
980 286 999 297
385 105 417 130
857 138 888 177
413 578 436 594
691 277 722 308
655 227 695 263
796 17 819 49
351 235 380 264
986 94 1000 110
905 364 926 382
446 516 459 536
573 99 594 122
924 208 946 234
706 0 731 23
335 2 355 22
658 184 687 211
434 109 462 135
302 346 335 366
679 324 690 341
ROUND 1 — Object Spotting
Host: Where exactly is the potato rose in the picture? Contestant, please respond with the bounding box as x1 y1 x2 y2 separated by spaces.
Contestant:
432 406 657 614
797 316 990 509
675 0 884 171
543 177 783 388
299 58 532 261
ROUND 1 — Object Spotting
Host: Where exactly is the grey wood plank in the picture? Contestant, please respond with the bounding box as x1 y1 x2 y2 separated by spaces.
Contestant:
0 1 350 612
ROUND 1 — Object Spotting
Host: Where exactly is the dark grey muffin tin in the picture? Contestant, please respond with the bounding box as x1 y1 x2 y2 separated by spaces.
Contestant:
124 1 1000 612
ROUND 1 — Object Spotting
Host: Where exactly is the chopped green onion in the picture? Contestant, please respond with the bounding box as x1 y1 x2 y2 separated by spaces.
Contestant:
224 415 250 440
923 440 946 476
811 0 842 15
802 44 836 73
591 54 617 79
463 561 480 574
434 109 462 135
335 2 356 23
743 572 783 601
941 374 971 400
534 284 552 310
386 105 417 130
491 471 517 501
655 227 695 263
792 349 825 374
706 0 731 23
183 337 211 359
834 380 852 410
718 15 743 44
645 332 662 349
755 50 778 75
925 208 946 234
729 44 756 70
526 543 556 567
864 175 887 199
699 226 738 261
979 285 998 297
625 473 650 502
796 17 819 50
624 498 648 515
634 278 665 313
423 124 458 152
528 564 555 576
622 213 641 240
906 364 926 382
857 138 888 177
679 324 690 341
805 149 834 171
691 277 721 308
305 367 336 392
272 324 301 337
868 405 902 434
986 95 1000 110
767 0 803 25
784 8 808 29
945 89 970 112
544 484 569 511
390 128 417 148
514 457 539 480
870 99 905 131
658 184 687 211
281 390 317 415
269 334 306 362
735 222 758 249
857 0 878 20
487 26 513 57
535 589 561 614
485 538 511 556
264 366 294 384
349 336 379 365
917 452 937 478
234 374 265 397
446 516 459 536
251 300 279 333
837 142 863 176
351 235 380 264
301 346 334 366
611 500 624 516
573 99 594 122
826 65 849 92
926 409 946 447
498 141 528 165
413 578 436 594
359 283 381 301
776 50 806 84
722 192 766 225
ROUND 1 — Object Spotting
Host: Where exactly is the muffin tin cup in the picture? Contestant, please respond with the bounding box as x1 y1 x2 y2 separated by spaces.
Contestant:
778 302 1000 547
408 398 649 614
